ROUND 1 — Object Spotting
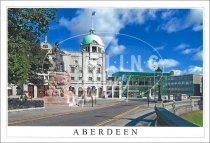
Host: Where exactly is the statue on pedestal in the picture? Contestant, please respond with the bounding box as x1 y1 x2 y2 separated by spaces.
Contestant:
40 36 74 106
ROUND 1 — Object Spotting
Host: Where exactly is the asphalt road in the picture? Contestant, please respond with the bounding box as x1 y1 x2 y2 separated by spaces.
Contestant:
9 99 152 126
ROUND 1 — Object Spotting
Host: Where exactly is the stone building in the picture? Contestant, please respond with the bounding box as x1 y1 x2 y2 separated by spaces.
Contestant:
62 29 107 98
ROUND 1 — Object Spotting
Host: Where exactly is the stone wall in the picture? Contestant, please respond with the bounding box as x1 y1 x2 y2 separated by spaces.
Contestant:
161 97 203 115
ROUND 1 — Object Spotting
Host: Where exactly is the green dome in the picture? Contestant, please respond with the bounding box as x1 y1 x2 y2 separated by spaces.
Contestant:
81 29 104 46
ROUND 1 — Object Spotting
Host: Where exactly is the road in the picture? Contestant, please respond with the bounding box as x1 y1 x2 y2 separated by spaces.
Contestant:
8 99 157 126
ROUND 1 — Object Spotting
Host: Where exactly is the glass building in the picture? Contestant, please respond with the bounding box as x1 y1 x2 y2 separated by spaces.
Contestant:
107 68 203 99
107 67 173 99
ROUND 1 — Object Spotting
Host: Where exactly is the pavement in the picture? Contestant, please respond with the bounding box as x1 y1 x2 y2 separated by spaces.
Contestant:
8 98 122 124
8 99 158 126
104 108 156 126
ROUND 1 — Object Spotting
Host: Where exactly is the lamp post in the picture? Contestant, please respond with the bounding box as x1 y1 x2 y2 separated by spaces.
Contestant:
95 89 96 105
90 87 93 107
157 76 162 101
153 65 156 102
126 75 131 103
147 89 150 107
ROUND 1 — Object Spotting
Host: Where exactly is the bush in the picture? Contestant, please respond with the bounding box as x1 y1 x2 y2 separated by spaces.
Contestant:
8 98 44 110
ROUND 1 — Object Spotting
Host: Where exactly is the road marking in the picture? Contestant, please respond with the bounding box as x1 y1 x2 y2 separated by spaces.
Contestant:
95 105 143 126
8 101 121 125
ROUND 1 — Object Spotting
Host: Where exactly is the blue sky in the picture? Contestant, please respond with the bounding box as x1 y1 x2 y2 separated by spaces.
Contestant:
44 8 203 76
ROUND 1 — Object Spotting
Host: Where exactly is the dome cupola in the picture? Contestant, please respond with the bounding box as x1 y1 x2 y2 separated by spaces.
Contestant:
81 29 104 46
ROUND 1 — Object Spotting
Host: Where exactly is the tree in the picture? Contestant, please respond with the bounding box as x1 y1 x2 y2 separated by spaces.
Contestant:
28 40 52 85
8 8 56 85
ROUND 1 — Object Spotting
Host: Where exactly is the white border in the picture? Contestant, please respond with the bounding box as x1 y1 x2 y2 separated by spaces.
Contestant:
1 1 209 142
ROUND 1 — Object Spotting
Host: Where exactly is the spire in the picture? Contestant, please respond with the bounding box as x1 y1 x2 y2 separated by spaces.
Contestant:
44 35 48 43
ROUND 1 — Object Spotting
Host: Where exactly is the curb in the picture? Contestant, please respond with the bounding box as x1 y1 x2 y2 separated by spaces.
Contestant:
8 107 45 113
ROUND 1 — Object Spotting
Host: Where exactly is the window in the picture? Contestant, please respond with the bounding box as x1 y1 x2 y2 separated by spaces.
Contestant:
98 47 101 53
97 68 101 73
97 77 101 81
92 46 97 52
89 77 93 81
79 77 82 80
79 68 82 73
86 47 90 52
139 81 144 85
71 67 75 73
71 77 75 81
88 67 92 73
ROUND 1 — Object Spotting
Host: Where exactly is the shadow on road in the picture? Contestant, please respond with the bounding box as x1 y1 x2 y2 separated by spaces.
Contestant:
125 111 157 127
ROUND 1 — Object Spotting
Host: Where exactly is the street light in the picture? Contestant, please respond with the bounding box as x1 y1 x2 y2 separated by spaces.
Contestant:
126 75 131 103
147 88 150 107
157 76 162 101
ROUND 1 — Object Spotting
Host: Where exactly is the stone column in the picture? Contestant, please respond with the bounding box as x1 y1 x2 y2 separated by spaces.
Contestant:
82 51 86 82
96 87 99 98
34 86 37 98
75 87 78 97
102 52 106 83
103 85 107 98
119 85 122 99
112 86 114 98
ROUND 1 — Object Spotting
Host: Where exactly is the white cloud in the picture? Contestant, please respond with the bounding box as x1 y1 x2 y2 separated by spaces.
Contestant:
106 65 119 76
158 9 203 33
184 9 203 27
59 9 160 47
188 66 203 74
158 17 181 33
158 59 179 68
171 70 185 76
171 65 203 76
147 57 179 70
175 43 189 50
108 38 126 56
181 48 198 54
193 50 203 61
181 47 201 55
161 10 176 20
193 24 203 31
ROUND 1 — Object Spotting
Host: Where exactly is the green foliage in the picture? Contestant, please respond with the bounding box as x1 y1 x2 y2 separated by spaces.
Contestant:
8 8 56 85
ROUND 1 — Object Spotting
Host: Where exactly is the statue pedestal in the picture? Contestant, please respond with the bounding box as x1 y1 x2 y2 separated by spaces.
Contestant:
46 72 75 106
43 96 74 105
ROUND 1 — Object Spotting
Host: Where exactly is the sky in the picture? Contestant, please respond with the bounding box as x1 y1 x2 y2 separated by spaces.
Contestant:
44 8 203 76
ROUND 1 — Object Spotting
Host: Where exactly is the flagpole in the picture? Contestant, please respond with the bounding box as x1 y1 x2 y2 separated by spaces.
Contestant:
91 11 96 30
91 14 93 29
